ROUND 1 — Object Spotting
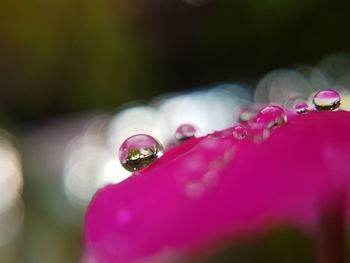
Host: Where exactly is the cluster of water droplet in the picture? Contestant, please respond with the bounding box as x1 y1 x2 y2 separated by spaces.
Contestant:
118 89 342 172
119 124 198 172
232 105 286 142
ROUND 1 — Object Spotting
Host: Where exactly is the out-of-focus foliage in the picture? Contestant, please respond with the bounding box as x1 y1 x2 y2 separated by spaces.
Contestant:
1 0 350 121
0 0 157 119
187 228 314 263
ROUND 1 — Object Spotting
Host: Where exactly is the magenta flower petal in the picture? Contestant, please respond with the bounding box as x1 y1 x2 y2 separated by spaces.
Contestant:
84 111 350 263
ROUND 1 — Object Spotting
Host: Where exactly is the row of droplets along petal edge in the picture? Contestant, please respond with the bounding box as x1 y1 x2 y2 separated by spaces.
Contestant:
118 89 341 172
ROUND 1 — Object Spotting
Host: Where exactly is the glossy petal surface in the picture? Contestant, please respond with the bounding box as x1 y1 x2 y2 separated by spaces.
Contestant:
84 111 350 263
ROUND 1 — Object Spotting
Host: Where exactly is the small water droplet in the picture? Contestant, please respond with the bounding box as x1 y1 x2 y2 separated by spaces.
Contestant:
294 102 309 114
119 134 164 172
233 125 248 139
256 105 287 129
175 124 197 141
313 89 341 111
238 107 258 122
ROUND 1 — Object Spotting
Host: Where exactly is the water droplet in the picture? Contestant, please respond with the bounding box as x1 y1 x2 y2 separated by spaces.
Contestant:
232 125 248 139
175 124 197 141
294 102 309 114
256 105 287 129
238 107 257 122
313 89 341 111
119 134 164 172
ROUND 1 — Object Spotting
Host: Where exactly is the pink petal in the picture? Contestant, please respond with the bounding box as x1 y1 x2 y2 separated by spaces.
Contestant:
84 111 350 263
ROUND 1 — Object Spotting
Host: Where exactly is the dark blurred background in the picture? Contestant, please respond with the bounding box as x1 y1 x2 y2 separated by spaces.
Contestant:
0 0 350 262
1 0 350 123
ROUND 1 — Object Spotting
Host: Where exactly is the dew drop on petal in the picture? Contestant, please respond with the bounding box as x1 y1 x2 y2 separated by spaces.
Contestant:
313 89 341 111
294 102 309 114
232 125 248 140
256 105 287 129
175 124 197 142
119 134 164 172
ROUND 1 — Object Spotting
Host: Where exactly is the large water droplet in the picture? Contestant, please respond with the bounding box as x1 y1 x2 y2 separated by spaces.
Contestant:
256 105 287 129
313 89 341 111
175 124 197 141
232 125 248 139
119 134 164 172
294 102 309 114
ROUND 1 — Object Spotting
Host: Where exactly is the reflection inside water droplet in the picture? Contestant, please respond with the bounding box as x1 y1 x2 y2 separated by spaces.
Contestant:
232 125 248 139
256 105 287 129
294 102 309 114
175 124 197 142
313 89 341 111
119 134 164 172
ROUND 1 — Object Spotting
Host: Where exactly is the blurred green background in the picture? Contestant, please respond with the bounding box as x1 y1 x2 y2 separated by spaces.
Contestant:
1 0 350 122
0 0 350 262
